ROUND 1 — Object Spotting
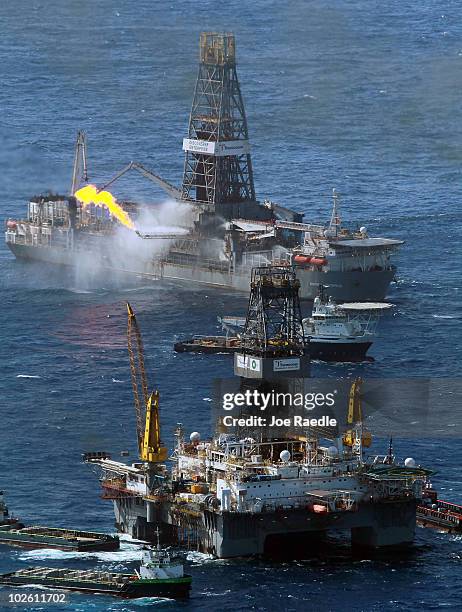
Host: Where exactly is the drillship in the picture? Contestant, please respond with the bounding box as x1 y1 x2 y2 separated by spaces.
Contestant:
5 33 403 301
84 269 430 558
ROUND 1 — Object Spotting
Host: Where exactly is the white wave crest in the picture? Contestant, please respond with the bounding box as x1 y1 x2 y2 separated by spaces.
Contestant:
19 540 142 563
16 374 41 379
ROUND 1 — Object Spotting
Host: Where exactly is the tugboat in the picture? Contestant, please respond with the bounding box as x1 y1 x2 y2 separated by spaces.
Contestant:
0 530 192 599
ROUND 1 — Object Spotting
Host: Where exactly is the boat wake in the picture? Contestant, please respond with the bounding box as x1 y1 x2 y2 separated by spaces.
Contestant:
186 550 216 564
18 540 142 563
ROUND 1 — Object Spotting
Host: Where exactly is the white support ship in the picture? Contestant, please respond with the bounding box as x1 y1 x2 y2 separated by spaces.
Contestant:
302 290 393 361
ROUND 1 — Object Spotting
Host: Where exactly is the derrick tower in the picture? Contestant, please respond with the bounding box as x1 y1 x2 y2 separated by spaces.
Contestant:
181 32 256 212
230 265 310 440
243 266 306 358
235 266 310 380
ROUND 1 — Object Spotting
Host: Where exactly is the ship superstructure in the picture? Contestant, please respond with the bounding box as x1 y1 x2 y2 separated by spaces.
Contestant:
5 33 402 301
85 267 430 558
302 285 393 360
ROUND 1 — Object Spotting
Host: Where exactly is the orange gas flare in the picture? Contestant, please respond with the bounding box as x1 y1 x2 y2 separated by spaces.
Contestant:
74 184 135 230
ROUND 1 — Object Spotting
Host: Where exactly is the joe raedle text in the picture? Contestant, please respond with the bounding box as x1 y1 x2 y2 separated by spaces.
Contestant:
221 415 337 428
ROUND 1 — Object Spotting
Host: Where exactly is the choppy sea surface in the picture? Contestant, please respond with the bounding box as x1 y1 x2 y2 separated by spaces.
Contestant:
1 1 461 610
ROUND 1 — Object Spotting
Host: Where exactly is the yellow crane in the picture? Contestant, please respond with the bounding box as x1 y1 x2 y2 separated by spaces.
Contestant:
126 303 168 463
342 377 372 448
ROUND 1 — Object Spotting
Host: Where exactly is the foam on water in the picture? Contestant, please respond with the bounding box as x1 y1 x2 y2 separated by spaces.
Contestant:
19 541 142 563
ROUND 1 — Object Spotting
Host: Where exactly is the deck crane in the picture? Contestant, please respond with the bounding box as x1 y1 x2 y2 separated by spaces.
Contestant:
100 161 184 202
342 378 372 452
126 303 168 463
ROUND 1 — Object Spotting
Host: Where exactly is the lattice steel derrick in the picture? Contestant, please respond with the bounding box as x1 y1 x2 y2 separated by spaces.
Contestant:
243 266 306 357
181 32 256 207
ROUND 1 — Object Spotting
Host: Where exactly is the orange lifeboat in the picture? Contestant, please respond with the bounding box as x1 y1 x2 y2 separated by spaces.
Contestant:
310 257 327 266
6 220 17 230
312 504 328 514
293 255 312 265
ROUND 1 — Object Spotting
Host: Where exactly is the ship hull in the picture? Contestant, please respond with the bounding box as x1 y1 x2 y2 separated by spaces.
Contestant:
113 497 417 559
0 537 118 552
7 242 395 302
0 526 119 551
309 340 373 362
0 573 192 599
174 338 372 362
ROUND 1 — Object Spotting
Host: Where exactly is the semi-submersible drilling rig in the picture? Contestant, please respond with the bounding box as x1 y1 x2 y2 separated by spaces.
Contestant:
85 267 430 558
6 32 402 301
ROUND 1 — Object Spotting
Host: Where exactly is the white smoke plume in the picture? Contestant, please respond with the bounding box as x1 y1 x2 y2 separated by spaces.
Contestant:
72 199 195 288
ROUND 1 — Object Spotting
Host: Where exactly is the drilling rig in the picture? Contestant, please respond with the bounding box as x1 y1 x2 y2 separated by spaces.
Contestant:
84 278 432 555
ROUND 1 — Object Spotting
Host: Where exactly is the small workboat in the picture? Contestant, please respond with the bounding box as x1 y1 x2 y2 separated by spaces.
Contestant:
0 530 192 599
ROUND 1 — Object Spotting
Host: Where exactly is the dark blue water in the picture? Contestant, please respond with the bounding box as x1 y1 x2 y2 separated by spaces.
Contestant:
1 1 461 610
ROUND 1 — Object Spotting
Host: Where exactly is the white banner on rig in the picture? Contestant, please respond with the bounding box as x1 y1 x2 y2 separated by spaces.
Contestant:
273 358 301 372
182 138 250 156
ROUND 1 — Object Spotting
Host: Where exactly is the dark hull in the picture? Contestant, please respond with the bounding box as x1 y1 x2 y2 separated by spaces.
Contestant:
417 509 462 534
116 497 418 558
0 526 119 551
0 573 192 599
174 339 238 354
174 338 372 362
7 242 395 302
0 538 119 551
309 341 373 362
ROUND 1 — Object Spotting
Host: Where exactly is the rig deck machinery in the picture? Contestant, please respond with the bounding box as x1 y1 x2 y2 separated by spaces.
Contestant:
85 267 430 558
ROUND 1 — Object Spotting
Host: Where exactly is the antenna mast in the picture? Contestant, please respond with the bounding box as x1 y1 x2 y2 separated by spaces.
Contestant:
329 188 341 237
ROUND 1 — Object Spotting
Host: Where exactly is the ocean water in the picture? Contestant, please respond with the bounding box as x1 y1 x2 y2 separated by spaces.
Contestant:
0 1 462 610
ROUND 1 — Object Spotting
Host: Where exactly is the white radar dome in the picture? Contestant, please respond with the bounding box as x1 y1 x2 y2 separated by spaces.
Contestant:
359 226 367 234
189 432 201 443
280 450 291 463
327 446 339 457
404 457 416 468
